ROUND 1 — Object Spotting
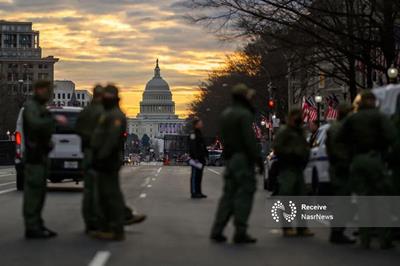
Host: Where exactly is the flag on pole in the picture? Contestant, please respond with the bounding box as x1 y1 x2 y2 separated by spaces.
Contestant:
252 122 262 139
325 94 339 121
302 96 318 122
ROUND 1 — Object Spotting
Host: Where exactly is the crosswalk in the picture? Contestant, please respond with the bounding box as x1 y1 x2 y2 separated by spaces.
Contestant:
0 167 17 195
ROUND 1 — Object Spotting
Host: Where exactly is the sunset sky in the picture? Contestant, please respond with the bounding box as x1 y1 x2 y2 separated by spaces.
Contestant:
0 0 235 117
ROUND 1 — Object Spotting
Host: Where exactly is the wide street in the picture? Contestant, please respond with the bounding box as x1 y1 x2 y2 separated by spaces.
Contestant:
0 165 398 266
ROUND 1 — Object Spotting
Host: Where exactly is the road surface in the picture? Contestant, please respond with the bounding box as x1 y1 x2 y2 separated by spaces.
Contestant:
0 165 399 266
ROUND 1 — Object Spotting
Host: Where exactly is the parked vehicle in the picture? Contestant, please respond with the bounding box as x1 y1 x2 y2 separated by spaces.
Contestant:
303 124 331 193
15 106 84 190
207 150 224 166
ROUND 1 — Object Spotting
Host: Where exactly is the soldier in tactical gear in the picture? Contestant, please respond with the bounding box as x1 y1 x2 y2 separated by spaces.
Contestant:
210 84 264 245
337 91 396 249
23 80 67 239
272 109 314 237
77 85 146 237
326 104 356 244
76 85 105 234
90 85 129 241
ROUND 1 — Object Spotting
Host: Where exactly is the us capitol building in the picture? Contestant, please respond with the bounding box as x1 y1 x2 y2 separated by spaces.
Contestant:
128 60 185 140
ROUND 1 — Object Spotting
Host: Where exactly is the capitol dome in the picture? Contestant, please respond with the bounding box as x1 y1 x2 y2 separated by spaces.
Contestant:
145 60 171 91
138 59 177 119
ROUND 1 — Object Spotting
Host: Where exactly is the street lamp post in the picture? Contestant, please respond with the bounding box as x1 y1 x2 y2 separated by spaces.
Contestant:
315 95 323 127
388 65 399 84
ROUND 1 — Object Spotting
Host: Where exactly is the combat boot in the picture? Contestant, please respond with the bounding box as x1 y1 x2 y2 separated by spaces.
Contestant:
210 234 227 243
233 234 257 244
25 227 58 239
125 214 147 226
283 228 297 237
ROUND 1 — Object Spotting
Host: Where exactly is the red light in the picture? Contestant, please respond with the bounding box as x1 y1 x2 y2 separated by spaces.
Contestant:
15 131 21 145
123 132 128 138
268 99 275 109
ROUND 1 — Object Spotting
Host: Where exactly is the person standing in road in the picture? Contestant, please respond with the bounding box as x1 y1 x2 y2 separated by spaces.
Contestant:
272 109 314 237
76 85 146 236
325 104 356 244
90 85 129 241
23 80 66 239
337 91 396 249
210 84 264 244
75 85 105 234
189 118 208 199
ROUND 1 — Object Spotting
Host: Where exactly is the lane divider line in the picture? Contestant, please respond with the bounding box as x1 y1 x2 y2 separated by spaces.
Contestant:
0 188 17 195
155 167 162 176
88 251 111 266
207 168 221 176
0 181 16 187
139 193 147 199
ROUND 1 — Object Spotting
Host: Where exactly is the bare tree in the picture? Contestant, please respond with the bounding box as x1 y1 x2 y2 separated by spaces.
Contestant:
183 0 400 100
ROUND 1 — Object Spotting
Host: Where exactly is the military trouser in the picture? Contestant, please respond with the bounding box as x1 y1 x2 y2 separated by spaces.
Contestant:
276 166 307 230
82 149 101 230
97 170 125 237
329 162 351 236
23 162 48 232
350 153 392 248
211 154 256 238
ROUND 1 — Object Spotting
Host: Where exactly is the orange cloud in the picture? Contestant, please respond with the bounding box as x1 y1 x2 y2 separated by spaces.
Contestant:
0 2 235 117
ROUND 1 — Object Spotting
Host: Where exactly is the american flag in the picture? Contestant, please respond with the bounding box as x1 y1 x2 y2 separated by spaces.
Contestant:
302 96 318 122
252 123 262 139
325 94 339 121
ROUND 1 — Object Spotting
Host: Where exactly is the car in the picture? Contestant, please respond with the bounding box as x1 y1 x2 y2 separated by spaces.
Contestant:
15 106 84 190
207 150 224 166
303 124 331 193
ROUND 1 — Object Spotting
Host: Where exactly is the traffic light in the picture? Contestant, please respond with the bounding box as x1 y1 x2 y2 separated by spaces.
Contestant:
268 99 276 110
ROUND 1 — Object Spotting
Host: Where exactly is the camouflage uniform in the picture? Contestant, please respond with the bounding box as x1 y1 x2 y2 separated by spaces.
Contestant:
337 92 396 248
211 84 262 243
76 94 104 232
91 86 127 240
23 81 56 237
272 110 312 236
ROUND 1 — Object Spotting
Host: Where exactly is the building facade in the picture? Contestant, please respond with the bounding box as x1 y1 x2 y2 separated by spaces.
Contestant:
53 80 92 107
128 60 185 140
0 21 58 94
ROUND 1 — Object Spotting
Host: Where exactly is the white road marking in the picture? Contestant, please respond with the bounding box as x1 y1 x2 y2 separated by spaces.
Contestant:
0 181 16 187
207 168 221 176
139 193 147 199
0 173 14 177
88 251 111 266
155 167 162 176
147 184 152 188
0 188 17 195
152 178 156 181
141 177 151 188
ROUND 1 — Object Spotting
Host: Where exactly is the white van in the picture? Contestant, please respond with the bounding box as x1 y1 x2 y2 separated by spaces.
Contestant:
303 124 331 191
15 106 84 190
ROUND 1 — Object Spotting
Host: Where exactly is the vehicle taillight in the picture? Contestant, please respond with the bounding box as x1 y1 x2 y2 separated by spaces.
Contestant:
15 131 22 159
15 131 21 145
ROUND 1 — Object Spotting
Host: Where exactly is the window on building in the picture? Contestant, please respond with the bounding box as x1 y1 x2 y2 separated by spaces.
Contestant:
38 73 49 80
77 94 80 99
82 94 85 100
4 34 17 48
62 93 65 99
19 34 32 48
